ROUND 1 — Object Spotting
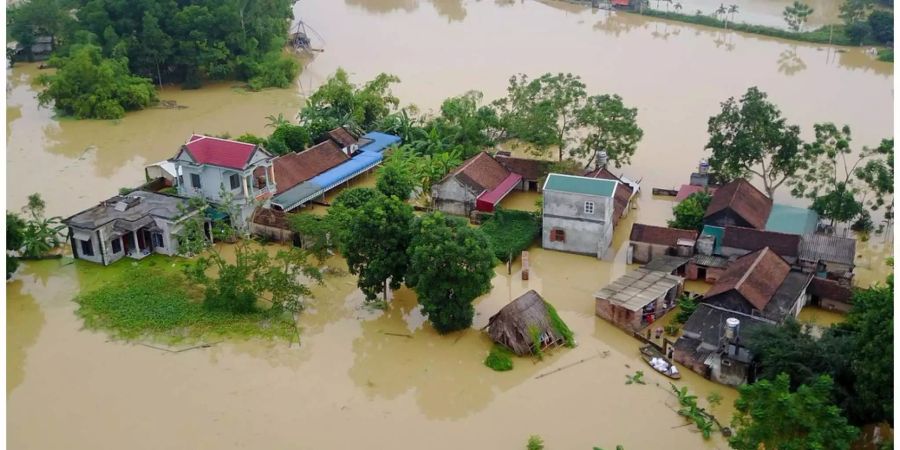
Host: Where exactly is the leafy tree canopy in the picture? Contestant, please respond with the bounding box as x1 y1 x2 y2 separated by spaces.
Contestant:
730 373 859 450
845 278 893 424
298 68 400 138
706 87 804 197
783 1 815 31
340 193 414 302
376 154 417 201
37 43 157 119
406 212 495 333
574 94 643 169
668 191 712 231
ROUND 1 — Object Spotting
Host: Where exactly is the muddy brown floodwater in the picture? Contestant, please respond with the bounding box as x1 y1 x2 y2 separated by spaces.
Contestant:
6 0 893 448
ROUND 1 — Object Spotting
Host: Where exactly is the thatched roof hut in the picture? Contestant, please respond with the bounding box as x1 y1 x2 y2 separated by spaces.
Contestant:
487 290 568 356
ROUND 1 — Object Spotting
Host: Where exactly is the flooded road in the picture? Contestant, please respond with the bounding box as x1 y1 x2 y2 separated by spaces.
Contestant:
5 0 893 448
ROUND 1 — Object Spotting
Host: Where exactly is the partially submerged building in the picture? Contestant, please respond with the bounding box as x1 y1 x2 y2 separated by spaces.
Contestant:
702 247 812 322
541 173 618 258
703 179 772 230
594 268 684 332
433 152 522 216
719 226 801 264
495 153 552 192
673 303 773 386
807 277 855 313
486 290 568 356
798 233 857 278
171 134 276 228
63 191 203 265
270 131 401 212
585 167 637 228
628 223 698 265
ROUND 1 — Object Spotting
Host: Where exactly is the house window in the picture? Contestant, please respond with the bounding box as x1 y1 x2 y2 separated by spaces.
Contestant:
80 239 94 256
152 233 164 248
111 238 122 254
550 228 566 243
191 173 201 189
229 173 241 190
584 201 595 214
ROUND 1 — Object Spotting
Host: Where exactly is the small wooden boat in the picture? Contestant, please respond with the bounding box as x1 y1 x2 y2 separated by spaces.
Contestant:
651 187 678 197
640 344 681 379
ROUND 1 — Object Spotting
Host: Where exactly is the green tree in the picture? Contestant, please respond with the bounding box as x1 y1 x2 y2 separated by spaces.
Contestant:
7 0 73 59
867 10 893 45
705 87 804 197
845 278 893 424
378 107 427 144
340 194 414 302
406 213 495 333
573 94 643 169
668 191 712 231
789 123 887 225
494 73 587 161
185 242 321 314
840 0 873 25
269 123 312 153
37 44 157 119
427 91 501 158
6 212 27 279
855 138 893 218
729 374 858 450
783 1 814 31
299 68 401 136
18 193 65 259
288 214 336 263
376 155 416 201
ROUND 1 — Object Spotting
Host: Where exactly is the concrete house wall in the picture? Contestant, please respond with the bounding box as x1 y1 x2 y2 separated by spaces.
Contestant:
630 242 672 265
433 177 478 216
70 218 188 266
685 262 726 283
542 189 613 258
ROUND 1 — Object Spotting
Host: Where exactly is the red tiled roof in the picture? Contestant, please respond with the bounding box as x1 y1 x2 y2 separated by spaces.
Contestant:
182 135 263 170
704 179 772 229
327 127 358 148
272 141 349 194
704 247 791 311
476 173 523 212
723 226 800 258
587 167 634 226
629 223 698 246
495 155 552 181
447 151 511 193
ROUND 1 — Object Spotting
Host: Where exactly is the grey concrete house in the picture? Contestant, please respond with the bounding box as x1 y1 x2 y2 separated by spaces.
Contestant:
63 191 204 265
171 134 276 229
541 173 616 258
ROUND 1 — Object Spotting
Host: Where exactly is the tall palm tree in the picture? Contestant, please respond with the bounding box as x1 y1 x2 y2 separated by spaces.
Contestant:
728 4 739 25
716 3 729 28
265 113 289 129
674 2 682 12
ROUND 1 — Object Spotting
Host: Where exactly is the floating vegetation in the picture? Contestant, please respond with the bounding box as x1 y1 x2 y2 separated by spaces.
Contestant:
485 345 514 372
625 370 646 385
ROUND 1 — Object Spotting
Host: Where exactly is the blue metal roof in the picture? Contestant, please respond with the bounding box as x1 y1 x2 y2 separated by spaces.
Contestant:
311 151 382 191
359 132 401 153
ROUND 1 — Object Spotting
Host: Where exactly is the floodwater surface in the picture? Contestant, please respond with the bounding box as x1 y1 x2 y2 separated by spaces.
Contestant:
6 0 893 448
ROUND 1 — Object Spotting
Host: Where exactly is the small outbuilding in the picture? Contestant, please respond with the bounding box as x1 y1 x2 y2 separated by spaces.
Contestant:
594 268 684 332
703 179 772 230
487 290 569 356
628 223 698 264
798 233 857 277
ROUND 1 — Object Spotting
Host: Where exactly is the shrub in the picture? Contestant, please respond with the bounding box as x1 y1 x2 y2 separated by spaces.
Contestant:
270 124 311 152
664 323 680 336
846 21 872 44
485 345 514 371
480 208 541 262
526 435 545 450
248 53 299 90
675 295 699 324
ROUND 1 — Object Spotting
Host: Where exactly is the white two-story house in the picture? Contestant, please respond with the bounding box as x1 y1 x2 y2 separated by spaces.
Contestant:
171 135 276 228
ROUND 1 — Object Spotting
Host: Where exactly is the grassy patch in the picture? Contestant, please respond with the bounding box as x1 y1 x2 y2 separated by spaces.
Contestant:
484 345 514 371
637 9 878 47
74 265 295 343
479 208 540 262
878 48 893 62
544 300 575 347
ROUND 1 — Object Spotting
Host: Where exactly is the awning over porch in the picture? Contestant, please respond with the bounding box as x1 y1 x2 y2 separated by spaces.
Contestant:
475 173 522 212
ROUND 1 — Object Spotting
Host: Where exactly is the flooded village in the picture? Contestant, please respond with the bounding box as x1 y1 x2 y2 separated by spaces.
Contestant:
5 0 895 449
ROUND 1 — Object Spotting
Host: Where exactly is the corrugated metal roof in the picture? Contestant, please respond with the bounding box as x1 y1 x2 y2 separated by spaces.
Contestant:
692 254 730 268
595 268 683 311
359 131 401 153
544 173 616 197
642 255 691 273
799 234 856 266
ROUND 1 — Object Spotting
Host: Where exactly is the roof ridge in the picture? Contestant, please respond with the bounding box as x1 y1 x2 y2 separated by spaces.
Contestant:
455 151 491 174
191 134 256 147
734 248 768 291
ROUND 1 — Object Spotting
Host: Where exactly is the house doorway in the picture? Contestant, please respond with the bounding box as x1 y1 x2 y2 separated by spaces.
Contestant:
697 267 707 281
